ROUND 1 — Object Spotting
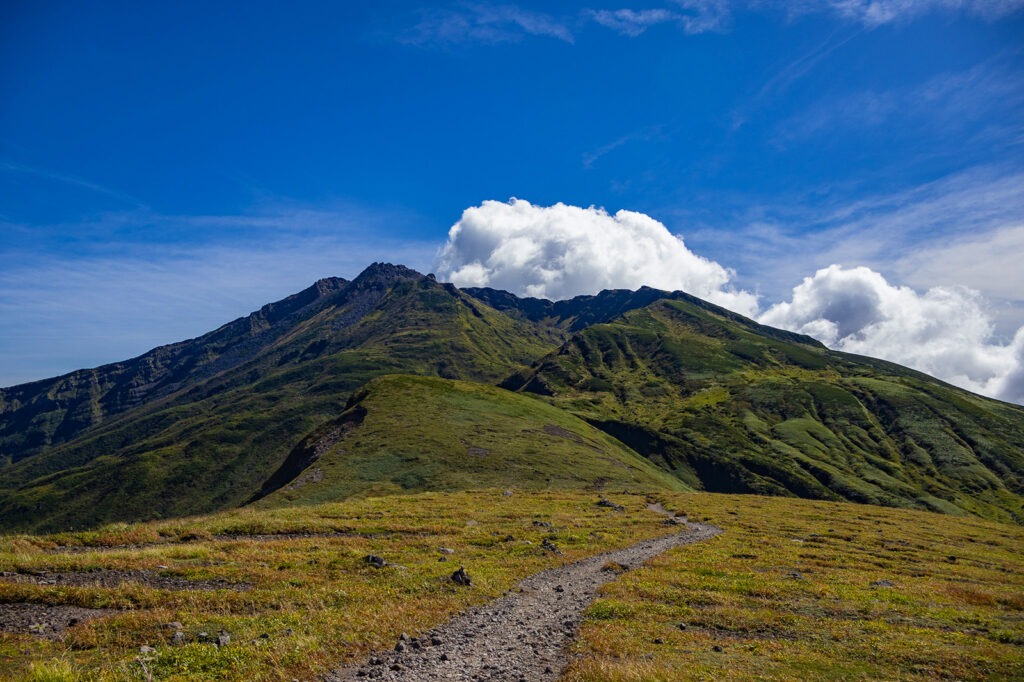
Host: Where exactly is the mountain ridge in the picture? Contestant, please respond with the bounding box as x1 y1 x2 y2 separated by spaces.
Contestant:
1 263 1022 532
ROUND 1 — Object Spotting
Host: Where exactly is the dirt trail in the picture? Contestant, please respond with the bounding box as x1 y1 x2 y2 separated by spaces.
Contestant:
325 517 721 681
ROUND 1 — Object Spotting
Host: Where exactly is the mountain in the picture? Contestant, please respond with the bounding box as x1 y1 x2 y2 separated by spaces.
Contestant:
1 263 1023 533
0 275 350 465
0 264 560 532
499 295 1024 523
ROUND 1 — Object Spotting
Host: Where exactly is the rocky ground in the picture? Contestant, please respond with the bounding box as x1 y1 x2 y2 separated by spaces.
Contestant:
325 518 721 681
0 568 250 591
0 603 116 639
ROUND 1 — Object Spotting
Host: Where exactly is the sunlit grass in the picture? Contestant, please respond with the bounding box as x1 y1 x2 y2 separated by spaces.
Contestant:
3 491 1021 681
0 489 674 681
565 492 1024 681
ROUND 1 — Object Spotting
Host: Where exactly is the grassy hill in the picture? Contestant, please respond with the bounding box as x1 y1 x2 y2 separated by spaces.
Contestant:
251 374 689 506
0 266 561 533
504 297 1024 523
1 490 1020 681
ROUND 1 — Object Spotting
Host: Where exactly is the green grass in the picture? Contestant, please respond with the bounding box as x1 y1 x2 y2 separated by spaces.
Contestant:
0 490 677 681
566 492 1024 681
257 374 689 506
2 491 1022 680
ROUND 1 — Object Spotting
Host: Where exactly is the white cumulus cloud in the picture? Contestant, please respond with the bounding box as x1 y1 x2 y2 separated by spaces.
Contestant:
435 198 759 316
759 264 1024 403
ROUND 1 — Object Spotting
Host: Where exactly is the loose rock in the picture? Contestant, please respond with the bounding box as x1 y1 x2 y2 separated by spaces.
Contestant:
451 567 472 586
364 555 388 569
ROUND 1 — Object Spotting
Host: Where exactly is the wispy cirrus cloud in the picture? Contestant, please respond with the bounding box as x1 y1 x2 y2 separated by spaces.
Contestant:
400 3 574 46
731 26 862 129
581 125 665 169
773 60 1024 146
588 0 1024 38
682 165 1024 336
588 1 730 35
827 0 1024 26
0 160 149 210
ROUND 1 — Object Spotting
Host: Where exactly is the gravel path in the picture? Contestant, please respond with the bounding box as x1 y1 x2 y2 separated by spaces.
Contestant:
325 519 721 681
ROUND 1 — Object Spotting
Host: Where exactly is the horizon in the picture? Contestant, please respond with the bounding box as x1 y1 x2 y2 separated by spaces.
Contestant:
2 1 1023 403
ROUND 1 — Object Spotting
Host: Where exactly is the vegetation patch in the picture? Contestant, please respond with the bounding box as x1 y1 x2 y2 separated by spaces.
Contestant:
565 492 1024 681
0 490 677 680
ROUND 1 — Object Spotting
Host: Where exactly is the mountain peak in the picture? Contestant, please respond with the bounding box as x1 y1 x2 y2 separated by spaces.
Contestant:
352 262 425 286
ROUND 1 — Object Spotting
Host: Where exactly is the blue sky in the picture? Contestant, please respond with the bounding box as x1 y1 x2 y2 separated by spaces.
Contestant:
2 1 1024 400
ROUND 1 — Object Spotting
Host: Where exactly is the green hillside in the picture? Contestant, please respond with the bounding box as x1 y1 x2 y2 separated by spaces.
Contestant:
253 374 689 506
2 265 1023 533
504 297 1024 523
0 266 560 533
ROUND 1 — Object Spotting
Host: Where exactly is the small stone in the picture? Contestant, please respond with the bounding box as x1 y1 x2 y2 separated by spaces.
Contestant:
67 618 79 627
653 638 664 644
395 642 405 652
439 547 455 555
553 585 564 593
438 556 448 562
871 579 895 588
363 555 387 569
503 490 514 496
677 623 688 630
451 566 472 586
217 631 230 647
431 636 443 646
390 664 402 671
542 539 562 555
172 631 187 645
165 621 184 630
156 565 169 570
140 645 156 654
712 645 723 652
440 653 449 661
399 632 410 641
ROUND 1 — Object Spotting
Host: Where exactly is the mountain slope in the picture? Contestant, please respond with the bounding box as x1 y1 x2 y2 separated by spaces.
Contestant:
0 265 562 532
252 374 689 507
503 296 1024 523
3 268 1023 532
0 276 349 466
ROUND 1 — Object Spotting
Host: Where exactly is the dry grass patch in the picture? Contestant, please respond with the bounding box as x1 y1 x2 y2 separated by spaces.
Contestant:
565 493 1024 681
0 489 672 680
